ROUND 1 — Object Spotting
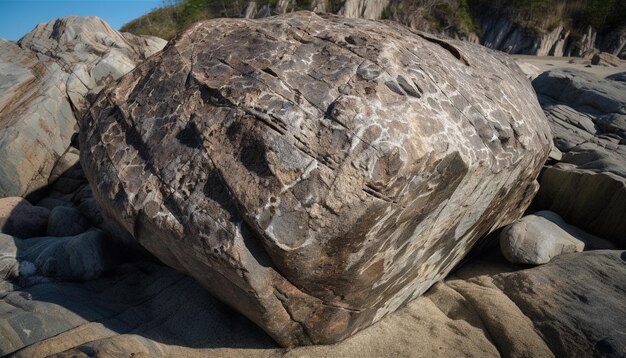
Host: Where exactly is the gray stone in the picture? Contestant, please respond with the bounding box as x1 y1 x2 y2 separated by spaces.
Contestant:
0 197 50 239
533 69 626 116
532 69 626 247
535 163 626 247
499 211 585 265
80 12 551 346
591 52 621 67
606 71 626 83
0 233 19 280
17 229 120 281
0 228 121 284
5 248 623 358
36 197 74 211
493 250 626 358
46 206 90 237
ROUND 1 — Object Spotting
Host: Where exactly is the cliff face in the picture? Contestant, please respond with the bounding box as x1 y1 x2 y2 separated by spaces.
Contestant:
478 17 625 57
123 0 624 58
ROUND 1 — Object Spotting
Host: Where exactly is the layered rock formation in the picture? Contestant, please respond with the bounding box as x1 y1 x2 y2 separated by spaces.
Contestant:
532 69 626 247
3 245 624 357
80 12 551 346
0 16 165 198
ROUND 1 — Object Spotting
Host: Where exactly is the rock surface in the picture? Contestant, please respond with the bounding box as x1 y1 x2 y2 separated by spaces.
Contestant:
499 211 585 265
0 229 120 282
46 206 90 237
0 16 165 198
0 197 50 239
493 250 626 357
2 245 623 357
591 52 622 67
532 69 626 247
80 12 551 346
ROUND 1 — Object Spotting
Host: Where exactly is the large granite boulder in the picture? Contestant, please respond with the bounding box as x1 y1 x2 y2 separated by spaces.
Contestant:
80 12 551 346
532 69 626 247
0 17 165 198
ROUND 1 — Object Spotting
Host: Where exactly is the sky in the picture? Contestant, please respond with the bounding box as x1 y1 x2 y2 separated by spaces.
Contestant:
0 0 163 41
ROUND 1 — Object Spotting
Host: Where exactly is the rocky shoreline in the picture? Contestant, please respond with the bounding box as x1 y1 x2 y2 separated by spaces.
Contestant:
1 12 625 358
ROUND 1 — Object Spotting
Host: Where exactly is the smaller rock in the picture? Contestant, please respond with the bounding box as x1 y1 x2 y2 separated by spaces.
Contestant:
0 197 50 239
18 229 120 281
591 52 621 67
549 143 562 161
500 211 585 265
46 206 90 237
515 61 541 80
36 197 74 210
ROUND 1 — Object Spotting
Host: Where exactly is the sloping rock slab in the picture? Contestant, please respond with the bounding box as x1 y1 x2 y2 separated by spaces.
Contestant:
80 12 551 346
4 248 622 357
493 250 626 357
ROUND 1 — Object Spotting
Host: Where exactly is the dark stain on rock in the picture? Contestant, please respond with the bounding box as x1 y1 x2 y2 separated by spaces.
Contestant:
200 84 233 107
226 121 242 141
416 33 470 66
385 81 406 96
111 106 153 171
240 137 272 177
397 75 421 98
344 36 366 46
203 169 239 221
176 121 202 149
262 67 279 78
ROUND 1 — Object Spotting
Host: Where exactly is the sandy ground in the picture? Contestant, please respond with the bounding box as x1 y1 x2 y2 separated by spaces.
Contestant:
511 54 626 77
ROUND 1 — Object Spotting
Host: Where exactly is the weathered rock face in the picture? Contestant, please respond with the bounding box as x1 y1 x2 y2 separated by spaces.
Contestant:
493 250 626 357
80 12 551 346
0 16 165 198
533 69 626 247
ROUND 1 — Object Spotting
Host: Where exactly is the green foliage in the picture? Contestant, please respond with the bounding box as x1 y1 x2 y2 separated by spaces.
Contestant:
120 5 181 39
457 0 478 33
121 0 248 40
571 0 626 32
294 0 313 10
121 0 625 41
177 0 213 28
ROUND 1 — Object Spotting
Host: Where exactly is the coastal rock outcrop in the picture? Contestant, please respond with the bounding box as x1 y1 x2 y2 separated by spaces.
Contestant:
0 16 165 198
533 69 626 247
81 12 551 346
493 250 626 357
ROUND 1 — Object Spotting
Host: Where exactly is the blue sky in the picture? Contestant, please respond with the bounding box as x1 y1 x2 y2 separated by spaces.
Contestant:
0 0 163 41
